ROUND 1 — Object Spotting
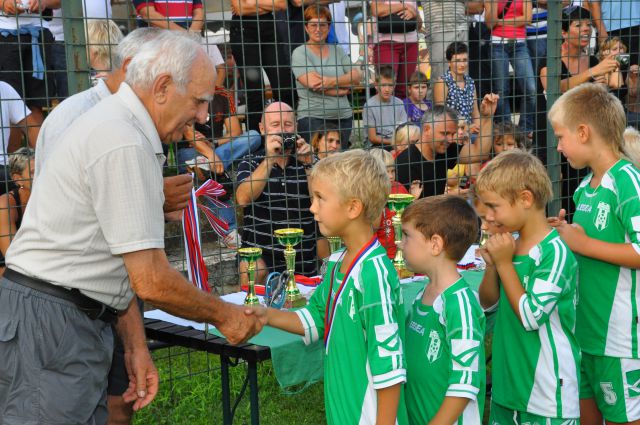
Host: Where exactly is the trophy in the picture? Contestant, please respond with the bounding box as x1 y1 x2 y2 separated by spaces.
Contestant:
387 193 415 278
327 236 343 254
238 247 262 306
274 228 307 308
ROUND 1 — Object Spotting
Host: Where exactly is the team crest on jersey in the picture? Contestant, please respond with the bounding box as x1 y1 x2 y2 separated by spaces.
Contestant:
625 369 640 398
426 330 442 363
594 201 611 231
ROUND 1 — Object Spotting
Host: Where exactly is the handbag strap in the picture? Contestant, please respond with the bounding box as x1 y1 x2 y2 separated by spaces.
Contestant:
497 0 514 20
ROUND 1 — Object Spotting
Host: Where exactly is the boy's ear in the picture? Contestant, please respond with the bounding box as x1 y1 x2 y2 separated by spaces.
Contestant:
430 234 445 256
518 189 535 209
576 124 590 144
346 198 365 220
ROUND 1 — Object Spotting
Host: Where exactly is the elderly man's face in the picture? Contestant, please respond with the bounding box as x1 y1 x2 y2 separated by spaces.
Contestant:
159 53 215 143
260 108 296 136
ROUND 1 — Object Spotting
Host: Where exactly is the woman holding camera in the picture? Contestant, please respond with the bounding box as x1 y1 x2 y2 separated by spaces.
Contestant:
291 5 360 149
540 6 619 94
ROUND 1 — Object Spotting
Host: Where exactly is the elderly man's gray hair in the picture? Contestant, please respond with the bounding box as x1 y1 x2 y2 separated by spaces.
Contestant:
125 31 207 92
9 147 35 177
112 27 164 70
421 105 459 130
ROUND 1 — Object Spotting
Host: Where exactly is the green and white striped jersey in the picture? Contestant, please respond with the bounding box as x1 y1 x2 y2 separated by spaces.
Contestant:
405 278 486 425
491 229 580 418
573 159 640 358
295 241 408 425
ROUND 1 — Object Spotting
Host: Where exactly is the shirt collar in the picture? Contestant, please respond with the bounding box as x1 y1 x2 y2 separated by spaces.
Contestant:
114 82 164 157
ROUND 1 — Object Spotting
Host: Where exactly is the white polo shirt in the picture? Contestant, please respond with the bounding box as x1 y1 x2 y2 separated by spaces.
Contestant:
35 78 112 177
6 83 166 310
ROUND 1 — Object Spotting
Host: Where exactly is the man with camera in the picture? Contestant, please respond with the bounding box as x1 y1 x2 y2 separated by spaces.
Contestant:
235 102 318 285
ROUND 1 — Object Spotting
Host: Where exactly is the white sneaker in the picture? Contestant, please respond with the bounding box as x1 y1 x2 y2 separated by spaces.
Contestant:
223 229 241 250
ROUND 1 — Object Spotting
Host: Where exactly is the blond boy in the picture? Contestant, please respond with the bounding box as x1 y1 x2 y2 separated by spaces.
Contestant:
252 150 408 425
477 150 580 424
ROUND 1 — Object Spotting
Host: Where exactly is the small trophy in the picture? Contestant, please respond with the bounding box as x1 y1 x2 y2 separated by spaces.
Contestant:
387 193 415 278
238 247 262 306
274 228 307 308
327 236 343 254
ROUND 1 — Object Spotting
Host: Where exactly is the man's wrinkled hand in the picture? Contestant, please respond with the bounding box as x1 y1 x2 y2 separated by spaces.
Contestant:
163 174 192 213
122 348 159 412
217 303 267 345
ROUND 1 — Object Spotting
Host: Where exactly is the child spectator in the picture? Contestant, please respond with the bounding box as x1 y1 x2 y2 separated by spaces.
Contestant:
401 195 485 424
548 83 640 424
477 150 580 423
474 121 528 174
622 126 640 166
598 36 628 94
392 122 421 157
364 65 408 148
370 148 421 259
252 149 408 425
433 42 481 133
310 124 341 160
403 71 431 124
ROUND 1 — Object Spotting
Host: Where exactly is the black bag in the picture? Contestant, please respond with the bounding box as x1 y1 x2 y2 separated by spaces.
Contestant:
377 13 417 34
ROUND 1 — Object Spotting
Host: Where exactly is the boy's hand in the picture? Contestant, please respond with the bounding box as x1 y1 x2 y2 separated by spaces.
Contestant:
486 232 516 266
547 208 567 227
478 247 494 266
479 93 499 117
409 180 422 198
555 222 586 250
245 305 268 322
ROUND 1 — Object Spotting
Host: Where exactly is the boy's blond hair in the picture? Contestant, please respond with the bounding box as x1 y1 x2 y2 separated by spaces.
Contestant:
369 148 394 167
476 150 552 209
310 149 391 224
548 83 626 156
86 19 124 71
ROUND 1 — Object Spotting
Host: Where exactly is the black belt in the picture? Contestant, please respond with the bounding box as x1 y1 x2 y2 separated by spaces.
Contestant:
4 268 119 324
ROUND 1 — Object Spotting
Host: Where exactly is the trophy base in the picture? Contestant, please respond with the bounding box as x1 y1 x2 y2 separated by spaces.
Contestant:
284 295 307 309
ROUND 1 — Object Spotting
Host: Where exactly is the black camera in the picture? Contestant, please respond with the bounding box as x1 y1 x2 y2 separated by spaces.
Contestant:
615 54 631 70
281 133 297 152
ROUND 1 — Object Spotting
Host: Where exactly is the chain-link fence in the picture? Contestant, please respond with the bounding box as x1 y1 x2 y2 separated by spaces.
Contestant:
1 0 639 423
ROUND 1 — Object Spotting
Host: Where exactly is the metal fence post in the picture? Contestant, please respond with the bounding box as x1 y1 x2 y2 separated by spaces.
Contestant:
62 0 91 96
545 0 563 215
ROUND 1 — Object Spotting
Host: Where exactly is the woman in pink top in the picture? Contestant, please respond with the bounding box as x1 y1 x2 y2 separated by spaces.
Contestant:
370 0 419 98
485 0 536 137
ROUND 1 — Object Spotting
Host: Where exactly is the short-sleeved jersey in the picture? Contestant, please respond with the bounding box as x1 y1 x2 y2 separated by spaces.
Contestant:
491 229 580 418
572 159 640 358
405 278 486 425
295 241 408 425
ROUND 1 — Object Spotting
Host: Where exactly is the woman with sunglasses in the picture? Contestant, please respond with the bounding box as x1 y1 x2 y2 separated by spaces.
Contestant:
291 5 360 149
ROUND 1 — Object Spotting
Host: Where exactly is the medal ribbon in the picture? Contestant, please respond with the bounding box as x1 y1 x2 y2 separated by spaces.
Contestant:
323 236 378 347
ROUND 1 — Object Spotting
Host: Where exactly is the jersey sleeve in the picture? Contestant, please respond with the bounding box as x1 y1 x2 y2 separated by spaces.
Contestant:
444 288 484 400
518 238 576 331
616 164 640 253
358 256 406 389
295 268 330 345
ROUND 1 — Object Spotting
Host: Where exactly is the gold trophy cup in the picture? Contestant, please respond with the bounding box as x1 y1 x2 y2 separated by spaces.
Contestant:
274 228 307 308
238 247 262 306
327 236 343 254
387 193 415 278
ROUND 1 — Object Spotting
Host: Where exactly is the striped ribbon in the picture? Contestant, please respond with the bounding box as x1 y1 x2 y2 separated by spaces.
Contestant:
182 179 230 292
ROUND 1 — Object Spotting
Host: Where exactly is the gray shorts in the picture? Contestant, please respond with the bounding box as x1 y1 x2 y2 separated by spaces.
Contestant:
0 277 114 425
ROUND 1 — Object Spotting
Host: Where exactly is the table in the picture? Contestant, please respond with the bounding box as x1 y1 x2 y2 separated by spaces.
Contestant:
144 269 485 424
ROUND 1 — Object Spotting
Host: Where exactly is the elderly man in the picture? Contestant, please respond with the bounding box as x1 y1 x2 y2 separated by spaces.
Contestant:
0 32 265 424
236 102 319 285
396 93 499 198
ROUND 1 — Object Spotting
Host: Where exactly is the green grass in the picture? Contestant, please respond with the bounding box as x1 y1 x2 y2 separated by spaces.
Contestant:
134 347 326 425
